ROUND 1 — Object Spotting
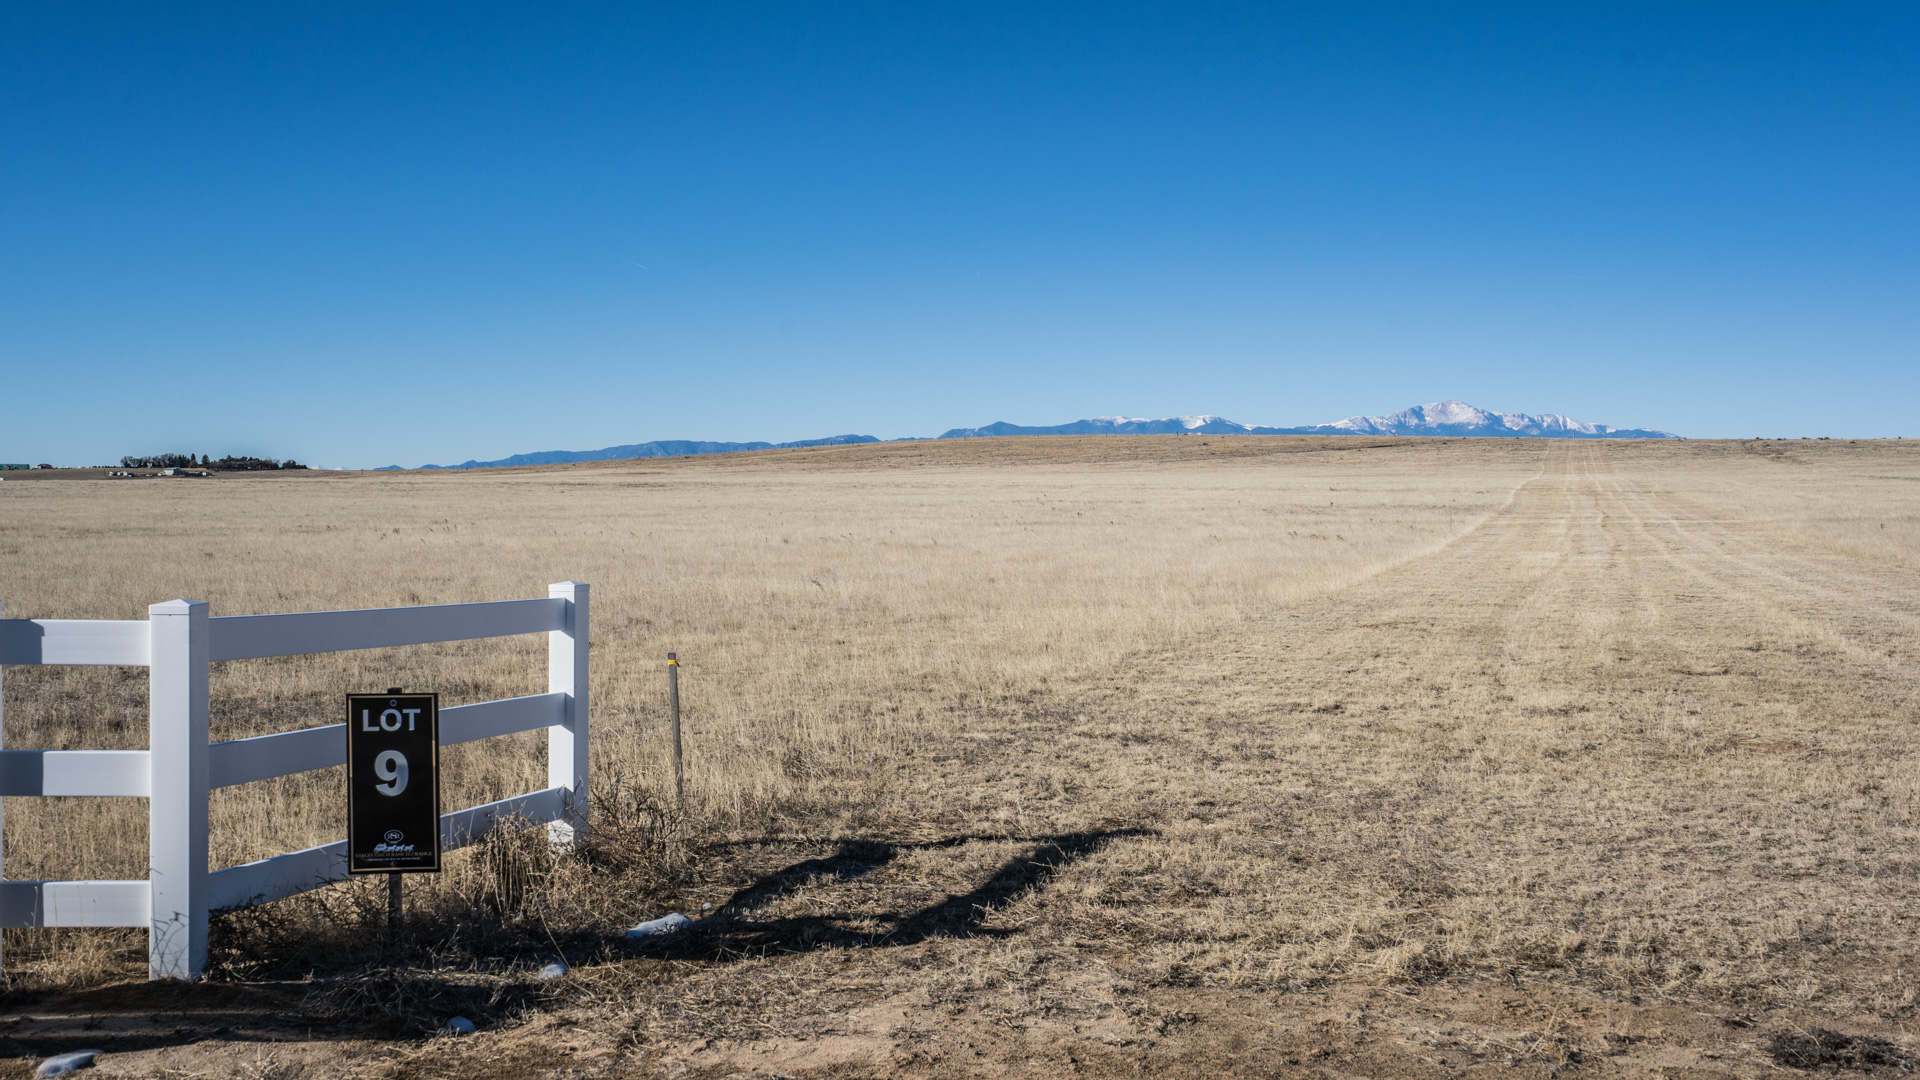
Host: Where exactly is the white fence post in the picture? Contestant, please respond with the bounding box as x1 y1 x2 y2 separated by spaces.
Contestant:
546 582 588 848
148 599 209 980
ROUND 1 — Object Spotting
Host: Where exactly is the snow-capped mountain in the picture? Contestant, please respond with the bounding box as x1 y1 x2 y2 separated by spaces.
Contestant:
942 401 1677 440
1316 401 1676 438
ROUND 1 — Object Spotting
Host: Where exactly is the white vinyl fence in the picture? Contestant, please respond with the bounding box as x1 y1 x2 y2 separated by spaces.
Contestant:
0 582 588 981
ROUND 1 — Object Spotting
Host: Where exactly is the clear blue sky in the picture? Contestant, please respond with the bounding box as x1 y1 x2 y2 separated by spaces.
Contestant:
3 3 1915 467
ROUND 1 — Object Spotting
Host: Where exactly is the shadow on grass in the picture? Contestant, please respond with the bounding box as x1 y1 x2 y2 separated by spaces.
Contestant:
0 828 1149 1060
679 828 1152 958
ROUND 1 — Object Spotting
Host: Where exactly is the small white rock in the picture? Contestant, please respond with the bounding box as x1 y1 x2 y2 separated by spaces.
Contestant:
441 1016 477 1036
625 912 692 942
36 1051 100 1078
537 960 569 980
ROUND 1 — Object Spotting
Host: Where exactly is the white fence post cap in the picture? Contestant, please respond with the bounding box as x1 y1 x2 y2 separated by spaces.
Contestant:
149 599 205 615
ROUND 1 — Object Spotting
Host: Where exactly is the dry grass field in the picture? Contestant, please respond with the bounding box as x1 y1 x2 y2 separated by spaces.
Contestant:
0 435 1917 1077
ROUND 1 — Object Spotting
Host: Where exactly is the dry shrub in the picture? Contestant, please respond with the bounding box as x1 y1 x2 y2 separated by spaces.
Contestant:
586 763 698 894
451 817 569 927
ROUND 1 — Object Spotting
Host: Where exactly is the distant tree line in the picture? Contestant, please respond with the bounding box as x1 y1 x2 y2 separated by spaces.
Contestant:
118 453 308 471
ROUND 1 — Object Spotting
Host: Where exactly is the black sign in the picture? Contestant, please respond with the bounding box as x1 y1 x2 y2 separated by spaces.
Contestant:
346 691 441 874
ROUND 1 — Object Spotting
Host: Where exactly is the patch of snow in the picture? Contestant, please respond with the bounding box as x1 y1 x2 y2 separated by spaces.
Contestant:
36 1052 100 1078
626 912 694 942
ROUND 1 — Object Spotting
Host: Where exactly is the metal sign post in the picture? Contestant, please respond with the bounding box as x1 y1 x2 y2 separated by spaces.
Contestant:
346 688 442 934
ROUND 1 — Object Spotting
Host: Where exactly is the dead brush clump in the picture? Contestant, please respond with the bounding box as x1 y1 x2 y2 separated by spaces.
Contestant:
210 797 712 1036
585 765 701 894
208 823 582 986
213 798 696 988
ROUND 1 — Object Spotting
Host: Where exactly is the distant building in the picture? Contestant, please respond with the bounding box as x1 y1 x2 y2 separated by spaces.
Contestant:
0 464 29 471
158 467 211 478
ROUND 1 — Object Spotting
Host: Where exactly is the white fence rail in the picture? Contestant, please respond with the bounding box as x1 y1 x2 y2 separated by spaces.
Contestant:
0 582 588 980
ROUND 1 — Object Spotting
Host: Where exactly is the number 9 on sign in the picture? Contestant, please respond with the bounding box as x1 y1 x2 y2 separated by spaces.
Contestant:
374 750 409 796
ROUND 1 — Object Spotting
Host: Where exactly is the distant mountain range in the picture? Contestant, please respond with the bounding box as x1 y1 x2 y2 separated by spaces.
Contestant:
376 400 1677 470
377 434 879 471
941 401 1678 440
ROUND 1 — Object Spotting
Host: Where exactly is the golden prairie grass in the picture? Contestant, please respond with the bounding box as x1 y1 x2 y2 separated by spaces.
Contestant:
2 435 1919 1077
0 437 1529 976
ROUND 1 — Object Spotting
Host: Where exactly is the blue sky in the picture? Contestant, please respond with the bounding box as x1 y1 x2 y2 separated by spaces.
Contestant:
3 3 1916 467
